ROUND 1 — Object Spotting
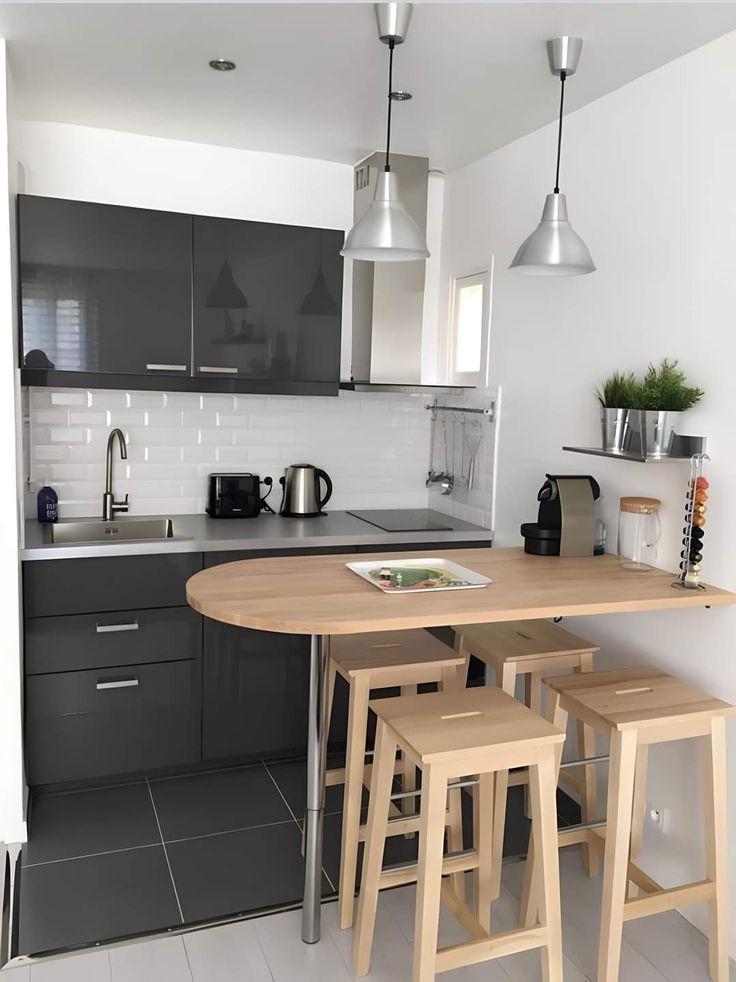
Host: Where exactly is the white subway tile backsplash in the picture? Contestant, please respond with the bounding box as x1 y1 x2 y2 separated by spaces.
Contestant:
26 386 432 518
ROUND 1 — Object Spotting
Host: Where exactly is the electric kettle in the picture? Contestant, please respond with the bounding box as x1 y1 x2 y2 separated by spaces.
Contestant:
279 464 333 517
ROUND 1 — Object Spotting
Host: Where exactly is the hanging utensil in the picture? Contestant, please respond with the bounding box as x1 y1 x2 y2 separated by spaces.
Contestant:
466 418 483 490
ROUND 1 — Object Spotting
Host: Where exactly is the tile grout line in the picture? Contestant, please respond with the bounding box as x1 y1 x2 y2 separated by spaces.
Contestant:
145 779 185 925
261 762 337 895
179 933 195 982
163 817 298 847
22 841 163 869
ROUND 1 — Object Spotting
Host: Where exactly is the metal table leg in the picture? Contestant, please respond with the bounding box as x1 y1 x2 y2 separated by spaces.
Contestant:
302 634 330 943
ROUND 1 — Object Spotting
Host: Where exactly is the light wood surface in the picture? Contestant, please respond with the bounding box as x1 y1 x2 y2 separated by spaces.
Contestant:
330 629 465 678
185 547 736 636
451 618 599 664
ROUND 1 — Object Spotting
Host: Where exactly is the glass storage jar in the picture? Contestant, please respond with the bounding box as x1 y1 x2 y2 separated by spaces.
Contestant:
618 496 661 571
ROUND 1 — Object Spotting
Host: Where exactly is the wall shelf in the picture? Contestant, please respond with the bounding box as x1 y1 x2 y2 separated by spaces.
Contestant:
564 434 707 463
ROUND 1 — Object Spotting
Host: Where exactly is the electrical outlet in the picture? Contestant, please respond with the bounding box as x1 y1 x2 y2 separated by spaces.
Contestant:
647 803 670 834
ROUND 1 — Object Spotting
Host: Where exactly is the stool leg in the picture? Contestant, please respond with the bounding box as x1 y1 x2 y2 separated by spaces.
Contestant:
400 685 418 833
441 665 466 901
598 728 637 982
523 673 543 818
529 745 563 982
339 676 370 930
413 764 449 982
490 661 518 899
453 631 471 689
700 715 728 982
353 719 397 976
475 771 495 933
628 745 649 899
577 651 599 877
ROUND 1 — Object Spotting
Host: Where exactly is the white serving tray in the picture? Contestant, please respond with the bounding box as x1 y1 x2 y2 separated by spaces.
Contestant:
346 557 492 595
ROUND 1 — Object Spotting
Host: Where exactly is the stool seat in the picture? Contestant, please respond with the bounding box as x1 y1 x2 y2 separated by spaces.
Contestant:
544 666 733 733
452 618 599 665
331 629 465 680
374 686 564 765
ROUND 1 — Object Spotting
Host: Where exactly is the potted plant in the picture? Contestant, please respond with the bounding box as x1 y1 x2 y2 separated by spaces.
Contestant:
596 371 640 453
634 359 704 458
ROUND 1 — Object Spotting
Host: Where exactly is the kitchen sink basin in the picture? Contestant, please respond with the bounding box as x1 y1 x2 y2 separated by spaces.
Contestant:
50 517 175 544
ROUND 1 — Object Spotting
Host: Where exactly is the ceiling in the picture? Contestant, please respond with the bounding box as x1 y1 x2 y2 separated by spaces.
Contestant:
4 3 736 171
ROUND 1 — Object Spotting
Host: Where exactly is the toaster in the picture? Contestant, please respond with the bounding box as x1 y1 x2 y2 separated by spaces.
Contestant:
206 473 265 518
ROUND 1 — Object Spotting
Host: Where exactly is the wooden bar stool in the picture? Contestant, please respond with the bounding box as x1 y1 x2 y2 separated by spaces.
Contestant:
326 629 467 930
452 618 600 888
353 686 565 982
523 667 735 982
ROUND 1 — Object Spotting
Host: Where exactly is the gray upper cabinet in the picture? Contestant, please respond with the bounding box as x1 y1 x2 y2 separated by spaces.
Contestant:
19 195 192 379
192 216 344 393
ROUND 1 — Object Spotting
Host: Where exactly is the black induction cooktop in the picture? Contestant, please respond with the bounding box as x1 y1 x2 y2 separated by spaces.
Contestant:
348 509 454 533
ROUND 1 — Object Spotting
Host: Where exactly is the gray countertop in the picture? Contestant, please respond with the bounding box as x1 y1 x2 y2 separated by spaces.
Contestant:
22 510 493 561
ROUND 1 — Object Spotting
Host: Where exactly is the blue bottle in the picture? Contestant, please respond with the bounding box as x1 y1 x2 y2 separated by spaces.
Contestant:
37 486 58 524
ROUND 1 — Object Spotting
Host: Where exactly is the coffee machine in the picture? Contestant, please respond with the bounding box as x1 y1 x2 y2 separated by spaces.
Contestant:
521 474 602 556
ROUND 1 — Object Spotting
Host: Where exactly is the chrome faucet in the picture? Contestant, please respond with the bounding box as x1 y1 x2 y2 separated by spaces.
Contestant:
102 428 129 521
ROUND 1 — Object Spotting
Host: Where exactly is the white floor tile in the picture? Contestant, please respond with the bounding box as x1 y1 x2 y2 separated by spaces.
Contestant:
0 967 30 980
183 920 272 982
29 951 111 982
254 909 351 982
109 937 191 982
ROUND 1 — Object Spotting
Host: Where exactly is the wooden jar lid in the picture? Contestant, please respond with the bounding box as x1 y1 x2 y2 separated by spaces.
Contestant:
620 496 661 514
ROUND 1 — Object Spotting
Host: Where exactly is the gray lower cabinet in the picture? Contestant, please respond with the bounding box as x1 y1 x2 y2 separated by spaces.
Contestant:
202 621 310 761
25 659 201 786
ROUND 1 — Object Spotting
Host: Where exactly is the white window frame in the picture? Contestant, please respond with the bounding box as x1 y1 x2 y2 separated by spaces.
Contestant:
445 261 493 387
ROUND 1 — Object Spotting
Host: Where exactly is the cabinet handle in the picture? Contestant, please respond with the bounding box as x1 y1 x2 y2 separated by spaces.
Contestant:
197 366 239 375
96 677 139 690
146 364 187 372
96 621 139 634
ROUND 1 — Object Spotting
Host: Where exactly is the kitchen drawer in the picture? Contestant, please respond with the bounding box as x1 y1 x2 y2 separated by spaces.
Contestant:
23 553 202 617
354 540 492 553
25 659 201 786
203 545 354 568
25 606 202 676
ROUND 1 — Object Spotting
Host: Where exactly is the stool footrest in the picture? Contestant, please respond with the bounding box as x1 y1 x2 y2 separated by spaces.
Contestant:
357 809 451 841
623 879 715 922
435 925 549 973
378 849 478 889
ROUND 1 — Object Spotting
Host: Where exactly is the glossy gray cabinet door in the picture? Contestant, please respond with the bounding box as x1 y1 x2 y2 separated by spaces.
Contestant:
192 216 343 385
19 195 192 377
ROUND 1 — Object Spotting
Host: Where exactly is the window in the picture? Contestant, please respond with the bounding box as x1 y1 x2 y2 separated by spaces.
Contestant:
448 266 492 386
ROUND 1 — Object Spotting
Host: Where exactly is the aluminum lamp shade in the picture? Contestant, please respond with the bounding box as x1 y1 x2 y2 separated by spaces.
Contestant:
510 192 595 276
341 170 429 262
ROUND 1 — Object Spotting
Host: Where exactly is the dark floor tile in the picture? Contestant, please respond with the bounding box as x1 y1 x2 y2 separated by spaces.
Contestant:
149 764 293 841
18 845 180 954
167 821 331 923
321 811 418 892
265 756 349 817
23 783 159 866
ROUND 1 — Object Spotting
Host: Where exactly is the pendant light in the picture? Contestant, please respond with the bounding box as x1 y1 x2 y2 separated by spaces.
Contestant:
341 3 429 262
510 37 595 276
299 230 340 316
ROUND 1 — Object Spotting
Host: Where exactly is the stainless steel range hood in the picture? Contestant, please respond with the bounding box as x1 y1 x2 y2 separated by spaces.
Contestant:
340 152 471 394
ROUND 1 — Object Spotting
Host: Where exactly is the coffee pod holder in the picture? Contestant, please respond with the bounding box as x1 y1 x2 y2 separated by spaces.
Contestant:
673 452 710 591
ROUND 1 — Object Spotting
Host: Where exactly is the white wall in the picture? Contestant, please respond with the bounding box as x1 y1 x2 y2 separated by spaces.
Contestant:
0 42 27 846
439 30 736 948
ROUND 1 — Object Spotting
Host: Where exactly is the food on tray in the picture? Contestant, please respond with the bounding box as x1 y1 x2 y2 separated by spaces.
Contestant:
367 566 470 591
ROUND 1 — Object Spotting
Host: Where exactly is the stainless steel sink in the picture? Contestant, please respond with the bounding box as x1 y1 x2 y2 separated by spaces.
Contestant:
50 517 175 544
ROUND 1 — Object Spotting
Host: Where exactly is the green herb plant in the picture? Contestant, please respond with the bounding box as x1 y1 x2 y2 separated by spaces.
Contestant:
638 359 704 412
596 371 641 409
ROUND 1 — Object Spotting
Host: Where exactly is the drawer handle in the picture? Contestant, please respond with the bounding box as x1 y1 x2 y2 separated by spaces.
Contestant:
197 366 239 374
146 363 187 372
96 621 139 634
96 677 139 690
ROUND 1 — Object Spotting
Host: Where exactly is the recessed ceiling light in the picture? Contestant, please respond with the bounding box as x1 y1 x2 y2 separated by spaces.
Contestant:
209 59 236 72
390 90 412 101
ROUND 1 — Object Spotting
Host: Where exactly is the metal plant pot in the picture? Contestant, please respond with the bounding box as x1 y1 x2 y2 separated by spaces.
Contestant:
634 410 682 459
600 407 631 454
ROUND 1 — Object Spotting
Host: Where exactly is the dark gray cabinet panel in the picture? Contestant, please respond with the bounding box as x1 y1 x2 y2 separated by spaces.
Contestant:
19 195 192 378
23 553 202 617
202 620 310 761
25 606 202 675
25 659 201 785
203 545 355 568
192 216 343 387
355 540 492 554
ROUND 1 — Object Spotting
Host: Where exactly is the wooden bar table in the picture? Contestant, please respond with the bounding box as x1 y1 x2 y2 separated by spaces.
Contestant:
186 546 736 944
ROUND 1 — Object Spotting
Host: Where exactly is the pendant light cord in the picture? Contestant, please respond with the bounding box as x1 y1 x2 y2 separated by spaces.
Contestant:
554 70 566 194
385 38 395 172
